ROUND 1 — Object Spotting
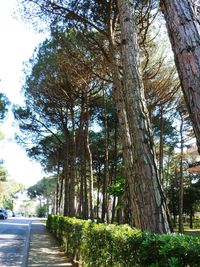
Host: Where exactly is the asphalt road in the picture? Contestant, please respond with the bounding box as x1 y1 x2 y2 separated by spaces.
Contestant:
0 217 31 267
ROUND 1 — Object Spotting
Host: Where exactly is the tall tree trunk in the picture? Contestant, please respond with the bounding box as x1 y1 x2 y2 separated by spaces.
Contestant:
58 172 64 214
172 164 179 229
96 176 100 222
55 149 61 214
159 106 164 182
109 14 140 228
63 146 70 216
116 195 123 224
97 163 101 223
161 0 200 153
179 115 184 233
69 104 76 217
83 138 89 219
86 130 94 220
189 209 193 229
85 93 94 220
111 118 118 224
113 0 170 233
64 112 70 216
102 90 109 222
78 97 88 219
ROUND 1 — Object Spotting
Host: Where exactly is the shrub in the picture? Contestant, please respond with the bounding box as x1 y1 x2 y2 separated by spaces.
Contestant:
46 215 200 267
36 206 46 217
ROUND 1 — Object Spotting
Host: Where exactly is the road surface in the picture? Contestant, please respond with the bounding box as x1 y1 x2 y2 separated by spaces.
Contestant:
0 217 31 267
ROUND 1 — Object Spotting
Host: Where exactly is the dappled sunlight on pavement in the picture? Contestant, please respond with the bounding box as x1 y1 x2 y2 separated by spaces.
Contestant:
28 221 78 267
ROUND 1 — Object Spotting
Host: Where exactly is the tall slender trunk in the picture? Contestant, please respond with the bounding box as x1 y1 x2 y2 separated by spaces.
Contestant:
109 17 140 228
63 150 70 216
179 115 184 233
102 90 109 222
55 149 60 214
97 163 101 222
159 106 164 183
83 140 89 219
69 104 76 217
124 184 133 226
189 209 193 229
64 112 70 216
96 178 100 221
161 0 200 153
172 164 178 229
189 175 193 229
116 196 123 224
58 172 64 214
111 0 171 233
85 93 94 220
111 118 118 224
78 97 88 219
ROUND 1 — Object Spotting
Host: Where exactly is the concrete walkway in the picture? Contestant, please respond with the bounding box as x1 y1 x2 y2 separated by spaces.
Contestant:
27 221 77 267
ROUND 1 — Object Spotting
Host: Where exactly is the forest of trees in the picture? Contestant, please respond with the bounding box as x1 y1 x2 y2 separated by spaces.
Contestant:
9 0 200 234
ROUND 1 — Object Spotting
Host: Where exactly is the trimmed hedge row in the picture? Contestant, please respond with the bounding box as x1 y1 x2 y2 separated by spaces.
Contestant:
46 215 200 266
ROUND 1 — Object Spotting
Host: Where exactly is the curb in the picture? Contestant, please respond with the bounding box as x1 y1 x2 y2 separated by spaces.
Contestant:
21 220 32 267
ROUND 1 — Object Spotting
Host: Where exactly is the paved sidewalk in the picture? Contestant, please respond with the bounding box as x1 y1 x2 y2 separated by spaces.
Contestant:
27 220 77 267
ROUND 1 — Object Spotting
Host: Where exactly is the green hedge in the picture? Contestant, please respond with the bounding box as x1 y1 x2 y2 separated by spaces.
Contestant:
47 215 200 266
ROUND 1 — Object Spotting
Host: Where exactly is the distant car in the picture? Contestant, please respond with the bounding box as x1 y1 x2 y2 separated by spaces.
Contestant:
0 209 7 220
4 210 12 217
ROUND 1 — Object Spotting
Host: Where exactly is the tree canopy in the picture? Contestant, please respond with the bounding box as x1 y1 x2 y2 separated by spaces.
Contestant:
13 0 200 233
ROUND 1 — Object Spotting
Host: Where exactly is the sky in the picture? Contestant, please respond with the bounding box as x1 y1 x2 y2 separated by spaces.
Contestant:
0 0 48 187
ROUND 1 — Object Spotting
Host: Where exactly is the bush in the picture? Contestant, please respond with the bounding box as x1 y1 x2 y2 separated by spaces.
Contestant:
37 206 46 217
47 214 85 261
47 215 200 267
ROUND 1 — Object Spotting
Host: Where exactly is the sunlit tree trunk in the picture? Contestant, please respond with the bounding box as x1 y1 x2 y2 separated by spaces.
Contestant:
116 195 123 224
113 0 171 233
161 0 200 153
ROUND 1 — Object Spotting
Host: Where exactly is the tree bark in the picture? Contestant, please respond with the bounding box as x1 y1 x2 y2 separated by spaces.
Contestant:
178 115 184 233
85 93 94 220
189 209 193 229
55 149 61 214
115 0 171 233
63 150 70 216
102 89 109 222
116 196 124 225
69 104 76 217
159 106 164 182
111 118 118 224
78 97 88 219
161 0 200 153
63 111 70 216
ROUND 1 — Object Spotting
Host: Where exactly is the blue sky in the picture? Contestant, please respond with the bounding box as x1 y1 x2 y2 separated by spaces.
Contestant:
0 0 48 187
